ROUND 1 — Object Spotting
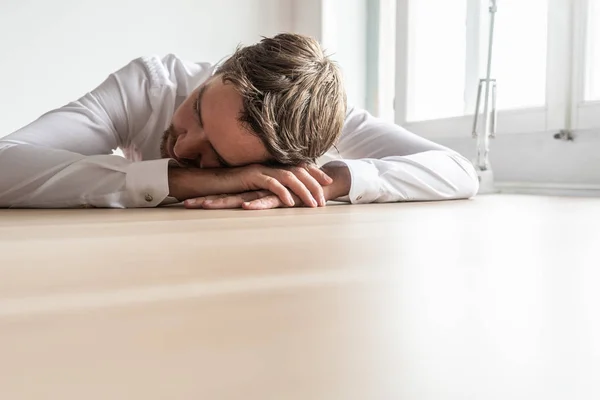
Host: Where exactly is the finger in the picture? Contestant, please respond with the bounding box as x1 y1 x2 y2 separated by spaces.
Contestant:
243 191 307 210
304 163 333 186
184 194 223 209
202 195 246 209
242 195 284 210
270 170 319 207
261 176 295 207
184 197 206 209
184 192 265 209
202 191 270 209
288 166 326 207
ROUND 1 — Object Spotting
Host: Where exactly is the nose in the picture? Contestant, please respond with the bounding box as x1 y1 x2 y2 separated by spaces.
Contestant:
173 131 211 166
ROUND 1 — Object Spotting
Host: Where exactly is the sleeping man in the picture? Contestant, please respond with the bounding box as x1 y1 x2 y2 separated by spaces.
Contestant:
0 33 478 210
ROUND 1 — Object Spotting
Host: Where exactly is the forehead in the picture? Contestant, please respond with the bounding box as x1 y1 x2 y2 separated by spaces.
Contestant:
201 77 270 166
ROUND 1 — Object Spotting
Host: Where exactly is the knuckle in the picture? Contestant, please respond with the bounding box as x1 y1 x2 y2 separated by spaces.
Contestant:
305 175 321 188
290 166 305 175
280 170 295 180
264 177 283 190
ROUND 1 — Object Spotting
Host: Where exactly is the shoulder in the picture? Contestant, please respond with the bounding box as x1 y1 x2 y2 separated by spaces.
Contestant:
340 105 379 137
145 54 215 95
113 54 216 95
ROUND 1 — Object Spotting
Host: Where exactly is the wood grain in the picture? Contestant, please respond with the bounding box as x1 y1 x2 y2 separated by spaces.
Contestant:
1 195 599 399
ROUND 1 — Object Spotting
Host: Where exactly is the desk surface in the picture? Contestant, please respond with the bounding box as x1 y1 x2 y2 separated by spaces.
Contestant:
1 195 599 400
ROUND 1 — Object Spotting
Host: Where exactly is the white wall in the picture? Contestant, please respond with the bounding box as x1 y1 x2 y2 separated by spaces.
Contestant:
325 0 367 110
291 0 368 109
291 0 323 40
0 0 292 136
437 130 600 186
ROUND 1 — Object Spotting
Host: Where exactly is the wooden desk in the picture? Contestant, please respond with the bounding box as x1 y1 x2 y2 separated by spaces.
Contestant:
1 196 599 399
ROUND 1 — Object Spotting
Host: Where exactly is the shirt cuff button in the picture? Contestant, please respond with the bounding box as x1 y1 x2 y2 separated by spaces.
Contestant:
144 193 154 202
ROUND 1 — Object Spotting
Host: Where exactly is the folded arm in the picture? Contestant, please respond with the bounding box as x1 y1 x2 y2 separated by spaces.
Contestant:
186 107 479 210
326 106 479 203
0 58 171 208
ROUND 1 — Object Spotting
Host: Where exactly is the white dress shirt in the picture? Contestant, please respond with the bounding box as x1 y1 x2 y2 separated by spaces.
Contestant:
0 54 478 208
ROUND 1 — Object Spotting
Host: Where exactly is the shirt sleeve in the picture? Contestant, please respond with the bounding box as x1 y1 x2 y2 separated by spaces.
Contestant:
0 58 172 208
327 106 479 203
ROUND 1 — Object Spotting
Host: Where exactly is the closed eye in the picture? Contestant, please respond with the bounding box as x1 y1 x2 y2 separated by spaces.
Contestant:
210 144 231 168
193 86 207 128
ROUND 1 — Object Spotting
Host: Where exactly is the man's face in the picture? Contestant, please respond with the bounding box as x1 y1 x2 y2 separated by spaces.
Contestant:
160 76 269 168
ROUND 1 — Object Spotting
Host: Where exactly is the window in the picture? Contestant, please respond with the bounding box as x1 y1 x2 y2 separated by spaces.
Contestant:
586 0 600 101
367 0 397 122
491 0 548 110
574 0 600 130
387 0 600 138
407 0 467 121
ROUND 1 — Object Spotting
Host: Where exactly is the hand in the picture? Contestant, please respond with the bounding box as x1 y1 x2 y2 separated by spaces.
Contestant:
169 162 332 207
184 190 300 210
184 163 351 210
229 162 333 207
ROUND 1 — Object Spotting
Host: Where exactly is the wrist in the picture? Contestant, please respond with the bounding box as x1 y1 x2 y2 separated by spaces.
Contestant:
168 167 195 201
168 166 245 201
322 162 351 200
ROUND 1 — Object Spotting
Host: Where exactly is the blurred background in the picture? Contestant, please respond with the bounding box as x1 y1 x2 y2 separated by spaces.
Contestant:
1 0 599 193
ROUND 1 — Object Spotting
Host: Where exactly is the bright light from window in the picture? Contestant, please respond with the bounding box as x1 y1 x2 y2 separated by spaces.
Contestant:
406 0 548 122
586 0 600 101
407 0 467 122
490 0 548 110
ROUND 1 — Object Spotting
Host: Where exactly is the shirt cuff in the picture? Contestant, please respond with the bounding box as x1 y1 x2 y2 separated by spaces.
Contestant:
125 158 172 207
328 159 381 204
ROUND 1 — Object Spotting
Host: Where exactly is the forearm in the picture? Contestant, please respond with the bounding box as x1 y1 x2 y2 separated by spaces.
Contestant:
321 162 351 200
0 143 170 208
333 106 480 204
168 166 238 201
332 150 479 203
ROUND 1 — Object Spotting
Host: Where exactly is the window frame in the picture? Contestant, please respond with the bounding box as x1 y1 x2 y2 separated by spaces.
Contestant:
572 0 600 130
392 0 594 140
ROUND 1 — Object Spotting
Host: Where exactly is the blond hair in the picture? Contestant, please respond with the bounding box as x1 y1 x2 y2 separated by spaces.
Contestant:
216 33 347 165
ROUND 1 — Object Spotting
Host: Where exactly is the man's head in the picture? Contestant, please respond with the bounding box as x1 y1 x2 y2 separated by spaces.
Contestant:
161 33 347 168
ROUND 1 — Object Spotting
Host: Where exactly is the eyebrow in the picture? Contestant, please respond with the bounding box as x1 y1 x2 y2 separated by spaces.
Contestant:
194 84 233 168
